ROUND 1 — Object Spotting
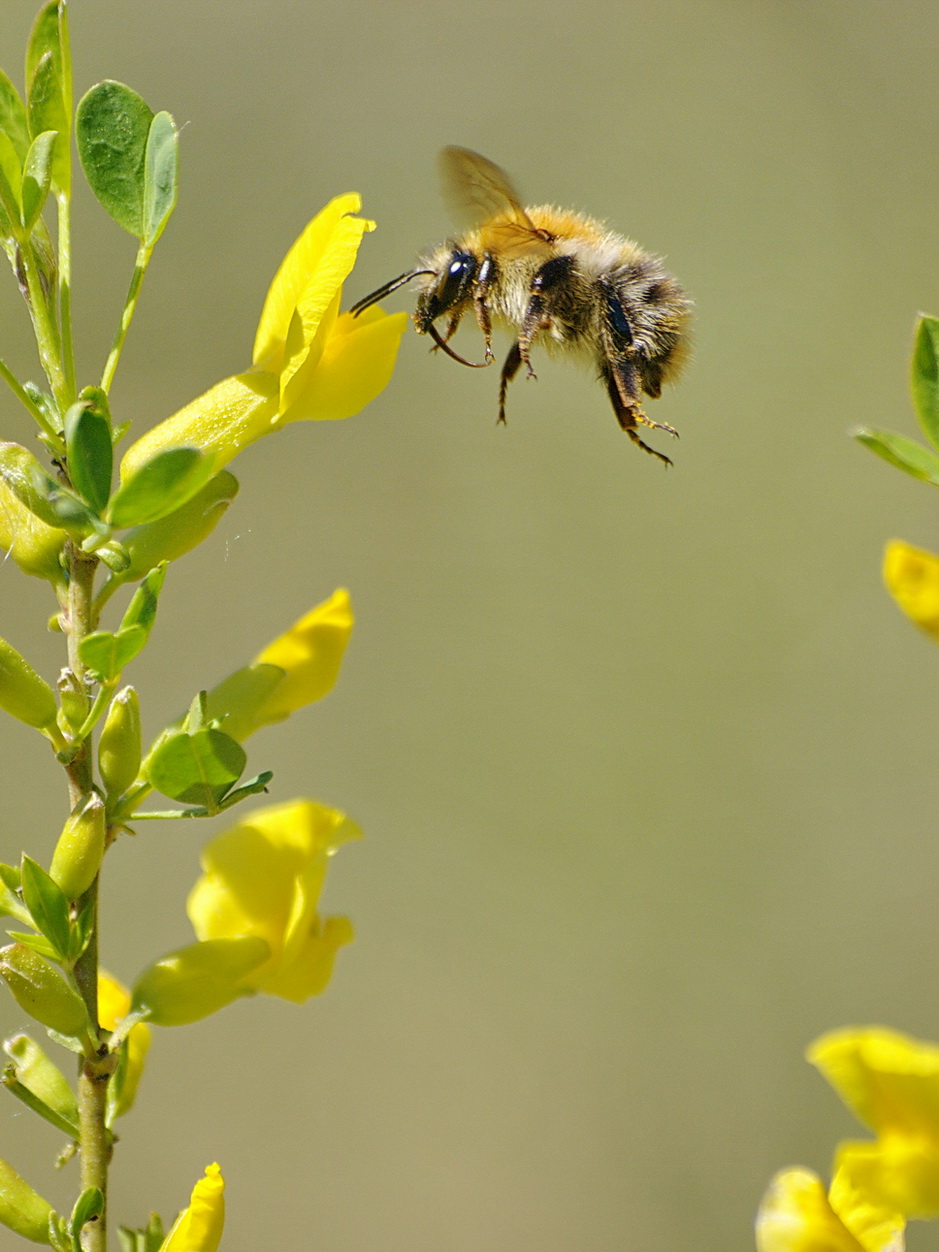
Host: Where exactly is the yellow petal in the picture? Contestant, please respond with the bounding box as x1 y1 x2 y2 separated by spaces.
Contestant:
883 540 939 639
829 1156 906 1250
756 1168 869 1252
808 1027 939 1138
98 970 151 1118
252 587 354 726
836 1137 939 1222
253 193 373 369
160 1163 225 1252
279 307 409 424
121 369 279 481
256 914 353 1003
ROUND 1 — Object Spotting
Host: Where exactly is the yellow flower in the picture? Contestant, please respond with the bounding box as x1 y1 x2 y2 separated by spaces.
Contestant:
809 1027 939 1219
160 1162 225 1252
755 1165 904 1252
204 588 353 741
98 971 151 1118
120 195 407 479
882 540 939 639
187 799 359 1003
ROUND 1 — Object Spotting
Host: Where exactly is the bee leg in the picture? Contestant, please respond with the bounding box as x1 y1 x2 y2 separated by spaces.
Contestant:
498 342 523 425
603 367 673 468
473 254 497 363
600 279 678 438
435 307 465 346
518 255 577 378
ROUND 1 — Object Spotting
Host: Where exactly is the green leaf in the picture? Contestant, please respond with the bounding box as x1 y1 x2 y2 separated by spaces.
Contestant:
21 129 56 231
79 626 147 682
3 1032 80 1137
143 111 178 248
853 427 939 485
25 3 63 88
76 81 152 237
108 447 213 528
19 856 70 958
0 129 23 237
5 930 59 960
65 391 113 513
911 314 939 450
27 51 68 195
70 1188 104 1246
0 862 29 925
0 70 30 162
119 564 166 635
145 726 247 810
216 769 274 812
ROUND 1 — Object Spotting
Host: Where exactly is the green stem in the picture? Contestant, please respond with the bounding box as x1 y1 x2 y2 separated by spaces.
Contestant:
56 192 77 404
19 239 68 415
100 245 152 395
62 544 111 1252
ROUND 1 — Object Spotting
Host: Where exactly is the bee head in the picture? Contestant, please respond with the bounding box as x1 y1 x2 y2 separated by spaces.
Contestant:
415 250 478 331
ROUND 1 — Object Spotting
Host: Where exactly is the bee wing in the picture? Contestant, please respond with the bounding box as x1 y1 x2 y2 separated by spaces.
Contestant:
439 146 539 234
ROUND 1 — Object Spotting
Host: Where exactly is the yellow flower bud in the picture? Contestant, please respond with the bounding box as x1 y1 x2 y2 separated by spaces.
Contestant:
131 936 269 1026
49 793 106 900
98 971 150 1120
98 687 142 797
883 540 939 639
159 1163 224 1252
0 477 66 584
0 1154 54 1244
0 636 58 732
205 588 353 741
0 944 89 1038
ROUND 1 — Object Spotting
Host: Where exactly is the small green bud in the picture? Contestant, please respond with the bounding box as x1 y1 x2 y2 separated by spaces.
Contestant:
0 944 89 1037
56 668 89 735
98 687 141 797
0 1154 54 1244
130 936 269 1026
49 793 106 900
4 1034 79 1134
0 635 57 731
0 478 65 583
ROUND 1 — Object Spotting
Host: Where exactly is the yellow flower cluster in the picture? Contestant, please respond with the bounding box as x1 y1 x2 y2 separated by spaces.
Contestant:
756 1027 939 1251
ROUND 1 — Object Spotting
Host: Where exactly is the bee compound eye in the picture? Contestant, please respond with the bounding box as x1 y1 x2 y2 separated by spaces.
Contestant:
433 251 477 312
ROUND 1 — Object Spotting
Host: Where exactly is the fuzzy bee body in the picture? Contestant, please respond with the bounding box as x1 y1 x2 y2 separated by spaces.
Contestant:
351 149 691 465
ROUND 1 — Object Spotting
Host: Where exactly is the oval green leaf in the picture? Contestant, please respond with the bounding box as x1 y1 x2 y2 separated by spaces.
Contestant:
76 80 152 237
21 129 56 231
27 51 68 195
853 427 939 485
143 110 178 248
20 856 70 959
912 314 939 450
65 395 112 514
145 726 246 808
0 130 23 236
107 446 213 528
0 70 29 162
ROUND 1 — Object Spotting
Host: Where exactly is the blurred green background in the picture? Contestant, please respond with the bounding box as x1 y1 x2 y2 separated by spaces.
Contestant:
2 2 939 1249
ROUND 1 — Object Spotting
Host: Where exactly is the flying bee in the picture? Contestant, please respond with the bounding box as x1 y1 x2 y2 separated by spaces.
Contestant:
351 146 691 465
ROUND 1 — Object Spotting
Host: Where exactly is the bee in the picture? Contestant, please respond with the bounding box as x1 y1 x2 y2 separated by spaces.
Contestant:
351 146 691 466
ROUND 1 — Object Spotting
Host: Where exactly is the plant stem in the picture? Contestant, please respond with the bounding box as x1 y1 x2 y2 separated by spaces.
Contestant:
57 192 77 403
0 355 60 440
100 245 151 395
19 240 69 415
63 543 111 1252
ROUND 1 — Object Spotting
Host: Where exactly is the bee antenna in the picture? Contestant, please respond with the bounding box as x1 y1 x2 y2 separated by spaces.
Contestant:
427 322 489 368
349 269 434 317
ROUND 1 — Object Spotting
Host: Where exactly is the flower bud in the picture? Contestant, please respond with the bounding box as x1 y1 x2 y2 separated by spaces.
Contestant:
0 477 65 584
0 1154 54 1244
49 793 106 900
56 668 89 735
3 1034 79 1132
130 936 269 1026
0 944 89 1037
119 470 239 581
98 687 141 797
0 636 57 732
